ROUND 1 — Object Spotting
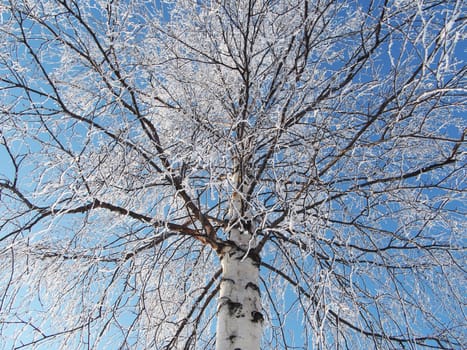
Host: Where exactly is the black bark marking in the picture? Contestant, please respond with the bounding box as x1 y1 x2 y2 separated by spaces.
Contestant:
245 282 260 292
221 277 235 284
229 334 237 343
239 218 252 232
251 311 264 323
227 300 244 317
220 240 261 265
246 249 261 265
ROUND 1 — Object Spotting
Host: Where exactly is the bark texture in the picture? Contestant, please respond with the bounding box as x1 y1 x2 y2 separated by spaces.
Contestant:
216 229 263 350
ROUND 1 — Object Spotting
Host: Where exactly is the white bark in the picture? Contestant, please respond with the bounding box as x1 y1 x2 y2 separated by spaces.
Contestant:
216 228 262 350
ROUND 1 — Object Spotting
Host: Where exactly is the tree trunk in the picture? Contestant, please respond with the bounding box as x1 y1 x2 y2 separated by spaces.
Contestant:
215 228 263 350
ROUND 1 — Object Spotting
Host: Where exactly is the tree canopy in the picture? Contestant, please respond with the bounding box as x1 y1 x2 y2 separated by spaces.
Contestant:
0 0 465 349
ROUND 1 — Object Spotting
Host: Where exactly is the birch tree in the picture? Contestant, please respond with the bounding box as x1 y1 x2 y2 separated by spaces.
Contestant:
0 0 465 349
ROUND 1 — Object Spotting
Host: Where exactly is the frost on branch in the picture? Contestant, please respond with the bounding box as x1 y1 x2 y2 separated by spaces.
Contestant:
0 0 465 349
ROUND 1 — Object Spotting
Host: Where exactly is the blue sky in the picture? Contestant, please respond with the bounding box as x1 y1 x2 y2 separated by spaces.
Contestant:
1 0 466 349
